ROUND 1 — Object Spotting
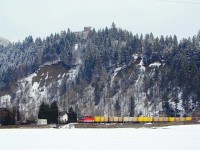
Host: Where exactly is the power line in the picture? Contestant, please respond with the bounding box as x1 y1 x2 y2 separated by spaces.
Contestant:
156 0 200 4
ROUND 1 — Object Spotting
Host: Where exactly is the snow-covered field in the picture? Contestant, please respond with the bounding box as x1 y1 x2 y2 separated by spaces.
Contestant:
1 124 200 150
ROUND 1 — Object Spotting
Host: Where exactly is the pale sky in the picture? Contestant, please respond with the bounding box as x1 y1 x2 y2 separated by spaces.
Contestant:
0 0 200 42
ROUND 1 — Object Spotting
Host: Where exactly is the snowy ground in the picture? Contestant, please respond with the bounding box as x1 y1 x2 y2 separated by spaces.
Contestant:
0 124 200 150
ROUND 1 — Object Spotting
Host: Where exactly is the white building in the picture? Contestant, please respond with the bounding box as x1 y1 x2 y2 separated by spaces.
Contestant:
59 113 68 123
37 119 47 125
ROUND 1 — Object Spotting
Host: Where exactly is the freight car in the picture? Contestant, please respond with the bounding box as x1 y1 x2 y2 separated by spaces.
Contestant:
80 116 193 123
80 116 94 123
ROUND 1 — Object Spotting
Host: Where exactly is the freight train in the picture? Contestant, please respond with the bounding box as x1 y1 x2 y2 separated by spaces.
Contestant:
79 116 193 123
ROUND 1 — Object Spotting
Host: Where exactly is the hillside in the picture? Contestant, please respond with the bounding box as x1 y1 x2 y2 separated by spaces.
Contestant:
0 25 200 121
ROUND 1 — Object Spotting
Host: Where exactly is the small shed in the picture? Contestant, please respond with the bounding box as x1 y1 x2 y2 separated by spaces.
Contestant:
37 119 47 125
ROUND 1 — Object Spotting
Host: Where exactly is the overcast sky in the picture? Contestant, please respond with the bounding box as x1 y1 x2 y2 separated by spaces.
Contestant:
0 0 200 42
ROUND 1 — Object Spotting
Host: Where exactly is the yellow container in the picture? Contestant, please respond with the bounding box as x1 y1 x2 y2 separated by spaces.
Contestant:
100 116 105 122
137 117 144 122
169 117 175 122
143 117 148 122
185 117 192 121
149 117 153 122
138 117 152 122
94 116 101 123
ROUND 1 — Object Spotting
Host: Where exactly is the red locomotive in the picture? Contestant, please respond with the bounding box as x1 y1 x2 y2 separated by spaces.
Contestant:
80 116 94 123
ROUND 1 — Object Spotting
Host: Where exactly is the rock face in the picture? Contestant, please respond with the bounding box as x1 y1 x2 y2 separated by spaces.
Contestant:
0 52 186 121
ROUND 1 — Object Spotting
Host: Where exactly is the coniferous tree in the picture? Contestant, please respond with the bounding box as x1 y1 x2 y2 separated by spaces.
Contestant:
4 109 15 125
38 102 50 121
49 101 58 124
129 96 136 117
67 107 77 123
162 93 174 117
115 100 121 116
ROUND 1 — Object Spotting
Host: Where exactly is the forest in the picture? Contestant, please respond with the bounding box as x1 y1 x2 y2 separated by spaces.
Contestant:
0 23 200 118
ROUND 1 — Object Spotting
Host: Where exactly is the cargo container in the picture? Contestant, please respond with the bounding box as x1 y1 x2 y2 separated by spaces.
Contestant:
94 116 101 123
175 117 180 122
185 117 192 121
137 117 144 122
133 117 138 122
123 117 129 122
118 117 123 122
100 116 105 122
108 116 114 122
113 117 119 122
104 117 109 122
169 117 175 122
153 117 159 122
163 117 169 122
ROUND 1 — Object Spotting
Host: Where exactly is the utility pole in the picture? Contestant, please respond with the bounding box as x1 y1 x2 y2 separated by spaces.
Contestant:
15 104 18 125
57 102 60 128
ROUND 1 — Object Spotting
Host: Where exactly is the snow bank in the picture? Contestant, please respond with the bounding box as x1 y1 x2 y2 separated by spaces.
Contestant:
1 124 200 150
61 123 77 129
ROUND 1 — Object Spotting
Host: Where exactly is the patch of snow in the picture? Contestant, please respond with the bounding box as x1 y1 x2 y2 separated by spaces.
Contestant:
76 57 82 65
61 123 76 129
111 66 122 87
138 59 145 72
40 60 61 67
32 82 39 92
25 73 37 83
45 73 49 80
74 44 78 51
57 79 62 86
132 54 138 60
149 62 161 67
62 73 66 78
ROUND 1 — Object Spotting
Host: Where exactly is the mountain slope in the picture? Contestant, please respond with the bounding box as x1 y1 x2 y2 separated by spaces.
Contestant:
0 26 200 121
